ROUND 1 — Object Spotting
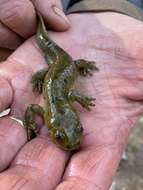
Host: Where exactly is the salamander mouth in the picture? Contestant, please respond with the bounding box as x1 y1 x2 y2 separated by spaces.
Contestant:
62 140 81 151
53 138 81 151
65 144 80 151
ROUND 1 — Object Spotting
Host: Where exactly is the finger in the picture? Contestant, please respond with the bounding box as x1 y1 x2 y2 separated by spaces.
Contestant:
0 77 13 112
0 137 69 190
0 48 13 61
56 147 121 190
0 117 27 171
0 22 23 50
0 0 36 38
31 0 70 31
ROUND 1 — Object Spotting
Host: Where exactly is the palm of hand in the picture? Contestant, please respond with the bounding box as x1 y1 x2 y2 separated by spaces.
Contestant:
0 13 143 190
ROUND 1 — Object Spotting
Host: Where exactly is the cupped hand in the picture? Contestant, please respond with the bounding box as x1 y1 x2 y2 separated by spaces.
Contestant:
0 0 70 60
0 13 143 190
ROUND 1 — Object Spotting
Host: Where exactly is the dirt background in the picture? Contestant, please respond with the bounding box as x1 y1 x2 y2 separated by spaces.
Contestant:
110 117 143 190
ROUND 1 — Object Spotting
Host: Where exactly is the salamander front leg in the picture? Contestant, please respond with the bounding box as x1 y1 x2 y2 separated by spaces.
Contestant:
31 68 49 93
74 59 98 76
69 90 95 111
24 104 44 140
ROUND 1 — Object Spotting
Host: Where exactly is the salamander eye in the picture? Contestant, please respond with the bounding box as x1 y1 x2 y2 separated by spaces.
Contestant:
55 131 65 141
76 126 84 133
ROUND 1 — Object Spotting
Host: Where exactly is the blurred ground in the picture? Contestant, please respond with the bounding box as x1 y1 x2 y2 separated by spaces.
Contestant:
110 117 143 190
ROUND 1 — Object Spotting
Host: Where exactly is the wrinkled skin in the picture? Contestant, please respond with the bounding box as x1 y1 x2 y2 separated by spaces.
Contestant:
0 13 143 190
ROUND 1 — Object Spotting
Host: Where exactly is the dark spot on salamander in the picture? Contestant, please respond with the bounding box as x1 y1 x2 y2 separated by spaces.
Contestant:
64 78 67 83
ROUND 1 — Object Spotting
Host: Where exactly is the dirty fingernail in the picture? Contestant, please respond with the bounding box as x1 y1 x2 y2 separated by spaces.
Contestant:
52 6 70 25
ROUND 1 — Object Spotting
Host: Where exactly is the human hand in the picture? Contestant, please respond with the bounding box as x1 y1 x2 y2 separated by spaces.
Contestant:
0 0 70 61
0 13 143 190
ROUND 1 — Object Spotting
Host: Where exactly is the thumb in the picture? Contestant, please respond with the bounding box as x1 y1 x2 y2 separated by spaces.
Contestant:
32 0 70 31
0 0 69 41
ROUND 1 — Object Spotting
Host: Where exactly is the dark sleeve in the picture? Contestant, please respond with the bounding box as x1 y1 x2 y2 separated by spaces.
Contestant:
66 0 143 21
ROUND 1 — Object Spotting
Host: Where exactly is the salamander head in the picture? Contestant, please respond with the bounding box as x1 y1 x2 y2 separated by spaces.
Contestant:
49 109 83 151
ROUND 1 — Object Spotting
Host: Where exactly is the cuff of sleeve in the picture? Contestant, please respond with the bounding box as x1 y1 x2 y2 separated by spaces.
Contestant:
67 0 143 21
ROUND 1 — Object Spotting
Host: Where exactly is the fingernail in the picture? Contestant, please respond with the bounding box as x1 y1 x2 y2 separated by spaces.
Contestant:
52 6 70 25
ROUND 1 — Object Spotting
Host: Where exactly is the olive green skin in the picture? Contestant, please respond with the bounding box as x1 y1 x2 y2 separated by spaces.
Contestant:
37 15 83 150
42 50 83 150
24 15 96 151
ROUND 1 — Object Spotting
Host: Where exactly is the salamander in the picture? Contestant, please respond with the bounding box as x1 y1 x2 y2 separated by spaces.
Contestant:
24 14 98 150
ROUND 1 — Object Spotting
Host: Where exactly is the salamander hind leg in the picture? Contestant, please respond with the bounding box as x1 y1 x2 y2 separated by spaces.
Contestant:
24 104 44 140
74 59 98 76
31 68 48 93
69 90 95 111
